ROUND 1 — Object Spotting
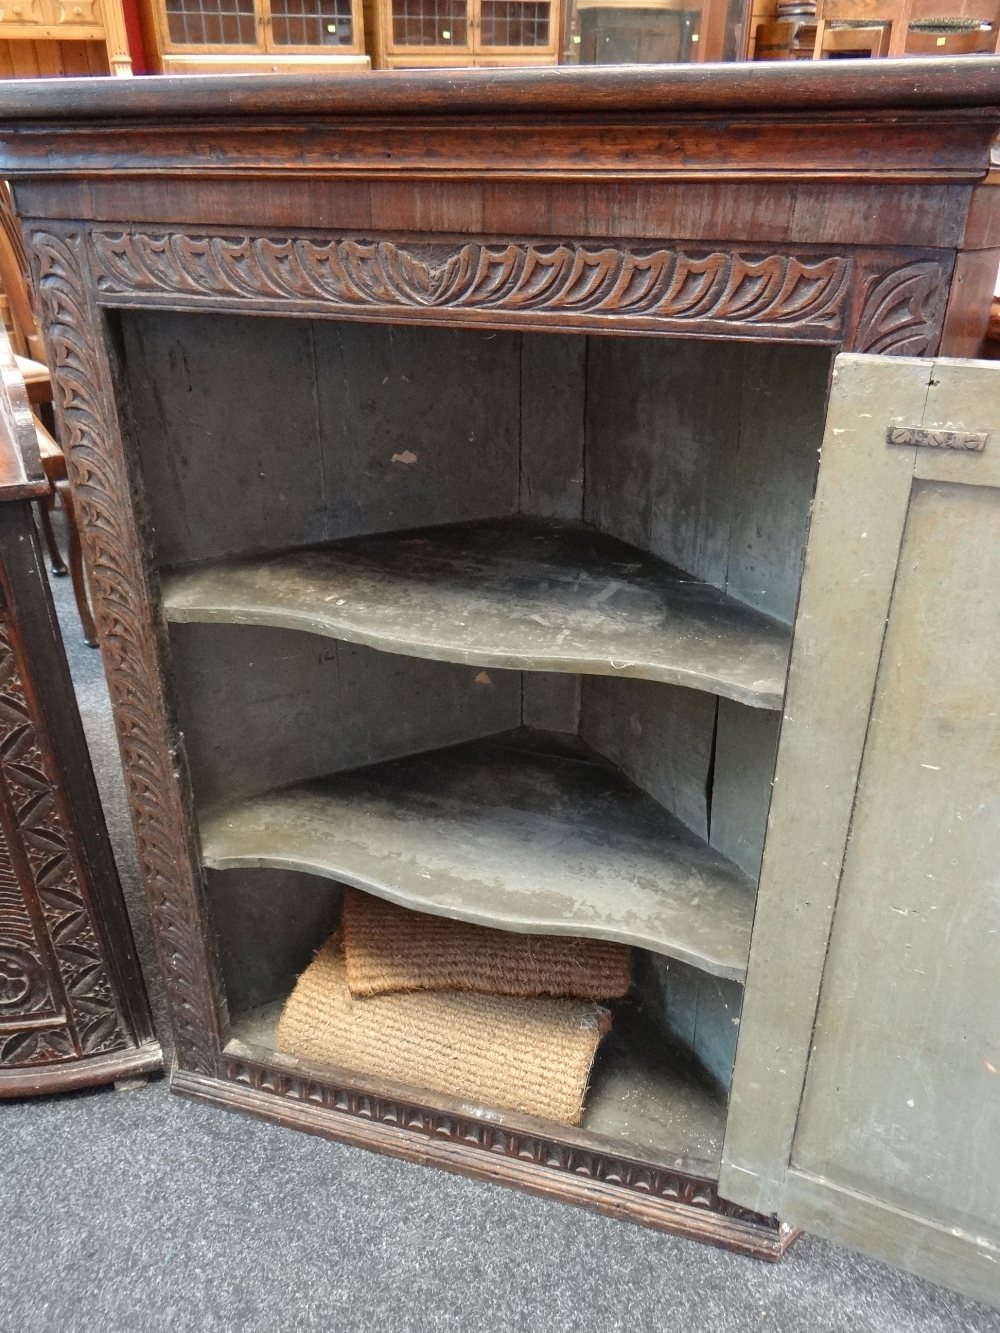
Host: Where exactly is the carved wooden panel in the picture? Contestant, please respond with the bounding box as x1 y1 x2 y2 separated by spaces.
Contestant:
85 228 952 353
213 1052 791 1256
28 225 223 1077
0 610 125 1066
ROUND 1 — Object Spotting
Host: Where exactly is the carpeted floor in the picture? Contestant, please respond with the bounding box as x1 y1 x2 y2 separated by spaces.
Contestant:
1 548 996 1333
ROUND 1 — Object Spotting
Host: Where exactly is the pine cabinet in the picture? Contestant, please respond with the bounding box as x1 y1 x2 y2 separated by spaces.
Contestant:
0 0 132 78
3 61 999 1308
137 0 369 73
364 0 560 67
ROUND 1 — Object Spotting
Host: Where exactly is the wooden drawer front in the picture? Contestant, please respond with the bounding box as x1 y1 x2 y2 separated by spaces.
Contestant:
53 0 102 24
0 0 49 25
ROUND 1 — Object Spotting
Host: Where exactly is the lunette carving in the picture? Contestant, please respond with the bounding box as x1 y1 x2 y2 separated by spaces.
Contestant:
0 620 125 1063
852 260 949 356
27 225 221 1076
90 230 852 334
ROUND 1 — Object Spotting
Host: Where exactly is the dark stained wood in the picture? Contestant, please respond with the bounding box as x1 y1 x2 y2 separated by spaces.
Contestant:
0 325 45 501
0 335 159 1094
6 63 999 1253
1 58 999 119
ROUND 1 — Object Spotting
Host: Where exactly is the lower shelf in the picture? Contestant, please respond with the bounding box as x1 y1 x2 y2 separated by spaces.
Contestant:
228 998 727 1174
199 730 756 982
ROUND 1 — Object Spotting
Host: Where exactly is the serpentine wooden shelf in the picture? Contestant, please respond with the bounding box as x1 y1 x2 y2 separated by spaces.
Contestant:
162 518 790 710
198 731 756 982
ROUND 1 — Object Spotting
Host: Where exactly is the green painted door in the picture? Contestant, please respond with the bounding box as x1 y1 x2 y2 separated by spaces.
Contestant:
720 354 1000 1309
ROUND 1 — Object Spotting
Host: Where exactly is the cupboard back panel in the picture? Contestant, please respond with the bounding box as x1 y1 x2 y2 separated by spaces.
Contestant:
169 622 525 806
118 311 829 615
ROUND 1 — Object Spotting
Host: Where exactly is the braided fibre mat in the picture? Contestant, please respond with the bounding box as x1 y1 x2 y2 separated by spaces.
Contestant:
342 889 632 1001
277 934 611 1126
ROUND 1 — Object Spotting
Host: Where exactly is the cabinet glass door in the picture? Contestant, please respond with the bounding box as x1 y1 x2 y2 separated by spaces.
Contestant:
565 0 744 62
720 354 1000 1311
475 0 554 51
163 0 259 44
265 0 356 46
388 0 472 51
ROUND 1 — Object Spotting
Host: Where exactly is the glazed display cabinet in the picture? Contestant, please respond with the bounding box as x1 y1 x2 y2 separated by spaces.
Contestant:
3 62 1000 1308
137 0 369 74
364 0 560 67
562 0 742 63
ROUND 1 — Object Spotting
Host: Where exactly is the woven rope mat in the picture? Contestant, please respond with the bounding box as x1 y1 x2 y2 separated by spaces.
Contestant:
342 889 632 1001
277 934 611 1126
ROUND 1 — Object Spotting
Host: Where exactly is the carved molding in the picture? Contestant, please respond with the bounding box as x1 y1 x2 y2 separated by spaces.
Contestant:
222 1052 776 1234
90 229 853 334
852 260 949 356
27 225 222 1076
0 621 126 1064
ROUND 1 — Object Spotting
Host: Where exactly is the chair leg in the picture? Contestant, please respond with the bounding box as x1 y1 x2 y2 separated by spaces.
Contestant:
55 479 98 648
35 494 68 576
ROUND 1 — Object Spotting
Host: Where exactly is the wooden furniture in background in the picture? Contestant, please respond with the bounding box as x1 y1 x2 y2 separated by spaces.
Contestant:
3 62 1000 1303
0 183 97 646
364 0 560 67
0 0 132 77
751 0 1000 55
0 328 159 1093
136 0 368 73
563 0 740 60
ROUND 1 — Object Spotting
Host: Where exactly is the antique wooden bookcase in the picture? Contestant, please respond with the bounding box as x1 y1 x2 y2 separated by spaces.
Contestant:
364 0 560 67
2 62 999 1303
136 0 370 74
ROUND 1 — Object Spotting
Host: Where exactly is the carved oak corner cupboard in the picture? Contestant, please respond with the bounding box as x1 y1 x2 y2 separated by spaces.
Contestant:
0 331 159 1094
2 62 999 1305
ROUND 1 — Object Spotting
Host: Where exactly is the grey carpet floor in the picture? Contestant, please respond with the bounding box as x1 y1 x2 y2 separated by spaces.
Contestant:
1 547 997 1333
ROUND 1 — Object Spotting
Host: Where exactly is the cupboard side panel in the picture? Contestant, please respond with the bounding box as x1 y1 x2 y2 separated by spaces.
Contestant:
583 338 743 586
118 309 326 566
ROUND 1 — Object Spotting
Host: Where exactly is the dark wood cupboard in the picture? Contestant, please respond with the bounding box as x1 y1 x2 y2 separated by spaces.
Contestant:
0 331 159 1095
2 61 998 1304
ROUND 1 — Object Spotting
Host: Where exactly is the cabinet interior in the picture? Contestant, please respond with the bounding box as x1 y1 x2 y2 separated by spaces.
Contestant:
115 309 831 1178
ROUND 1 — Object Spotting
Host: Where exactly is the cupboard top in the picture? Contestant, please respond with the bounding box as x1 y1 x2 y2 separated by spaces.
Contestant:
1 59 999 124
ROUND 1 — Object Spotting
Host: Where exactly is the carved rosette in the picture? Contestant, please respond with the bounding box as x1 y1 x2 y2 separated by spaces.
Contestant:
0 621 126 1064
90 230 852 336
27 226 222 1076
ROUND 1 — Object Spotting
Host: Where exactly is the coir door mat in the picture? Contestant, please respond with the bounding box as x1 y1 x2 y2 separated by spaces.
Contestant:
277 934 611 1126
342 889 631 1001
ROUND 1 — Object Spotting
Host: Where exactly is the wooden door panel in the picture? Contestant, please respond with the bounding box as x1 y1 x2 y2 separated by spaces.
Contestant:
723 354 1000 1309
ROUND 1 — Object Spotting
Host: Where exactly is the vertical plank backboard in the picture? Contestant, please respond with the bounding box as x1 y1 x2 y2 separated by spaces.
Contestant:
723 355 1000 1311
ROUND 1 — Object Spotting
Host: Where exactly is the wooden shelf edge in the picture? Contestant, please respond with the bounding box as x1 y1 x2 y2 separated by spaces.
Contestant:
198 733 756 982
163 519 789 711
